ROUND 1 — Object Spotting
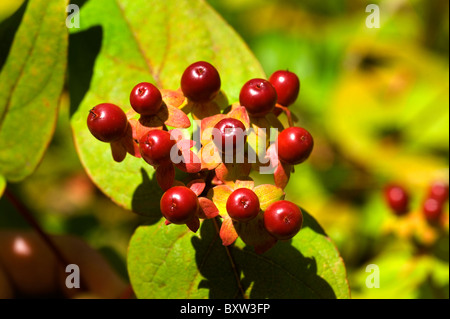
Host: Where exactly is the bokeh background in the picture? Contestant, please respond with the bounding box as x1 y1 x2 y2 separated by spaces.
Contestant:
0 0 448 298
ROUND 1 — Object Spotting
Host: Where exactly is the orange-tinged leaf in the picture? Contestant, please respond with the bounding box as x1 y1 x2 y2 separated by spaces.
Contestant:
198 197 219 219
200 142 222 170
208 184 233 216
228 106 250 129
253 184 285 211
219 216 239 246
161 88 185 109
234 179 255 190
187 179 206 196
201 114 226 145
163 104 191 128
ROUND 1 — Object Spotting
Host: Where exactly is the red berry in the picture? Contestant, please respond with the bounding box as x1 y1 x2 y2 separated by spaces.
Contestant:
428 181 449 204
277 127 314 165
239 78 277 117
423 198 443 223
87 103 128 142
269 70 300 106
384 184 409 215
226 188 260 222
139 130 176 167
213 118 247 152
180 61 221 102
160 186 199 224
263 200 303 240
130 82 162 116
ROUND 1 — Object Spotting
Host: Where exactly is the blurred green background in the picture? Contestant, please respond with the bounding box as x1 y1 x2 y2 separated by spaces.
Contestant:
0 0 448 298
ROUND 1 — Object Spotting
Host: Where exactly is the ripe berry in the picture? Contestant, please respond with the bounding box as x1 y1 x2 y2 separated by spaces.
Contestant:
384 184 409 215
422 198 443 223
87 103 128 142
263 200 303 240
160 186 199 224
180 61 221 102
130 82 162 116
226 188 260 222
428 181 449 204
269 70 300 106
277 127 314 165
139 129 175 166
213 118 247 152
239 78 277 117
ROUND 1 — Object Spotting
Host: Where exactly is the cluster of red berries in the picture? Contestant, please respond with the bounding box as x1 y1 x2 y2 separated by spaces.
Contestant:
384 181 449 225
87 61 313 251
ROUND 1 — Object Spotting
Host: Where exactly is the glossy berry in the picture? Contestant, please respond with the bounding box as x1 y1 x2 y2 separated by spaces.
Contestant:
130 82 162 116
213 118 247 152
239 78 277 117
87 103 128 142
139 129 176 167
277 127 314 165
422 198 443 223
181 61 221 102
160 186 199 224
263 200 303 240
384 184 409 215
226 188 260 222
428 181 449 204
269 70 300 107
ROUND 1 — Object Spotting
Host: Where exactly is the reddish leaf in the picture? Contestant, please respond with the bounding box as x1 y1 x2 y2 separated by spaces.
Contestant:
186 217 200 233
156 163 175 191
162 104 191 128
120 122 141 158
274 162 291 190
187 179 206 196
110 140 127 162
211 174 224 186
161 88 185 109
197 197 219 219
219 216 239 246
175 149 201 173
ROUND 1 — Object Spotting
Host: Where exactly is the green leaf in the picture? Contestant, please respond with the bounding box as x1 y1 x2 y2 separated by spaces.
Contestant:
128 210 350 299
0 175 5 197
0 0 68 181
70 0 265 214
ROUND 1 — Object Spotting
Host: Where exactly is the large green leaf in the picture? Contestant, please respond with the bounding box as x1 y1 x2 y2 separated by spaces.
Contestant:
128 209 350 299
70 0 265 215
0 0 68 181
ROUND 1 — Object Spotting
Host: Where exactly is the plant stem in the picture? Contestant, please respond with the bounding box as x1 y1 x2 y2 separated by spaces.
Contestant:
4 186 71 269
212 217 247 299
